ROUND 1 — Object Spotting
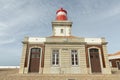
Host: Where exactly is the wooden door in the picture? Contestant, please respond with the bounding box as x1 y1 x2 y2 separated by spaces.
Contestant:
89 48 101 73
116 61 120 70
29 48 41 73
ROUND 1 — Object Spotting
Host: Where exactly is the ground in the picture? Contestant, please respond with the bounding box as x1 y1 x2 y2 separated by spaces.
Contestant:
0 69 120 80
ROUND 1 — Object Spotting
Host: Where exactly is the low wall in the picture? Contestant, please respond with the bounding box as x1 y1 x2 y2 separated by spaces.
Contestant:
0 66 20 69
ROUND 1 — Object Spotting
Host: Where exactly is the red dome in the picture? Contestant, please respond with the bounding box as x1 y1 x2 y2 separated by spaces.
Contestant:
56 8 68 20
56 8 67 14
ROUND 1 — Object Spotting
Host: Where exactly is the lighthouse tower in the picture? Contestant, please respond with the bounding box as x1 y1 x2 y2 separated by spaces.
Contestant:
52 8 72 36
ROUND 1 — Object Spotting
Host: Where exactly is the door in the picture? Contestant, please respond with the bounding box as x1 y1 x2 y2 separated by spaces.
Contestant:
29 48 41 73
89 48 101 73
116 61 120 70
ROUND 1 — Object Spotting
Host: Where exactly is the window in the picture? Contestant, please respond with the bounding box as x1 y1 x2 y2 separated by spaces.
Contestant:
61 29 64 33
31 48 40 58
71 50 78 66
31 48 40 53
52 49 59 66
31 54 40 58
89 48 98 53
109 61 112 67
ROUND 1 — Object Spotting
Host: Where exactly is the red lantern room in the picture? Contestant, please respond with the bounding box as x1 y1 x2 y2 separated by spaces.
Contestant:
56 8 68 20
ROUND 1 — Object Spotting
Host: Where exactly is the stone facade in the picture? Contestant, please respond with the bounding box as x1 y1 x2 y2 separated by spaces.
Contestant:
43 38 87 74
19 8 111 74
19 36 111 74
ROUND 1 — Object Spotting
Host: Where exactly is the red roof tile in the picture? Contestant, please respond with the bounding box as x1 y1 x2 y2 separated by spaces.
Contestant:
108 51 120 56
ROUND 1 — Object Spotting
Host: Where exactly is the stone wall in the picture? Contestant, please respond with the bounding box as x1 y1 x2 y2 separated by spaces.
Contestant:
102 45 111 74
43 44 87 74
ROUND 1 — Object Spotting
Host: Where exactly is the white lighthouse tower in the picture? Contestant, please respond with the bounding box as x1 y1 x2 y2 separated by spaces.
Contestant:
52 8 72 37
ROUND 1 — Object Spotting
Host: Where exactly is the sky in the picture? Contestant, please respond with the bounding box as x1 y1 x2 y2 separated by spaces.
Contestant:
0 0 120 66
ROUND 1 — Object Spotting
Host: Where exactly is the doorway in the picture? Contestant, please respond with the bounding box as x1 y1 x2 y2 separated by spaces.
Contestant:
116 61 120 70
89 48 101 73
29 48 41 73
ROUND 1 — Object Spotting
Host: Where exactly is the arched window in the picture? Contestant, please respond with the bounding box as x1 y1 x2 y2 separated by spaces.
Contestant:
89 48 98 53
89 48 99 58
31 48 41 58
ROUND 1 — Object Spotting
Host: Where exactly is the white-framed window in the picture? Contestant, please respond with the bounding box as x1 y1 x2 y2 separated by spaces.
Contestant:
52 49 59 66
71 50 78 66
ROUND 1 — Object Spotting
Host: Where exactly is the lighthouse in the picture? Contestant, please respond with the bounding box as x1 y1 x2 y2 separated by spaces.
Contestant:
19 8 111 75
52 8 72 37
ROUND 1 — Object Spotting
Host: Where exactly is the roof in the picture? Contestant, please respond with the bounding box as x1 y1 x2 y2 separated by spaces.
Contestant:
56 8 67 14
108 51 120 59
47 36 79 38
108 51 120 56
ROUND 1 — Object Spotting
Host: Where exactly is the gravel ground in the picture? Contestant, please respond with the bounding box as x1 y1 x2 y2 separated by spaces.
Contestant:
0 69 120 80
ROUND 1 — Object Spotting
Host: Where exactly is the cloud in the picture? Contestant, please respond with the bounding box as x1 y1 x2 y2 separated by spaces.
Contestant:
0 22 10 38
93 1 120 18
0 38 15 45
106 5 120 17
0 22 8 31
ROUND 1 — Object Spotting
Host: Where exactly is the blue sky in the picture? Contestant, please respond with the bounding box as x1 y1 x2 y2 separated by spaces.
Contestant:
0 0 120 66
